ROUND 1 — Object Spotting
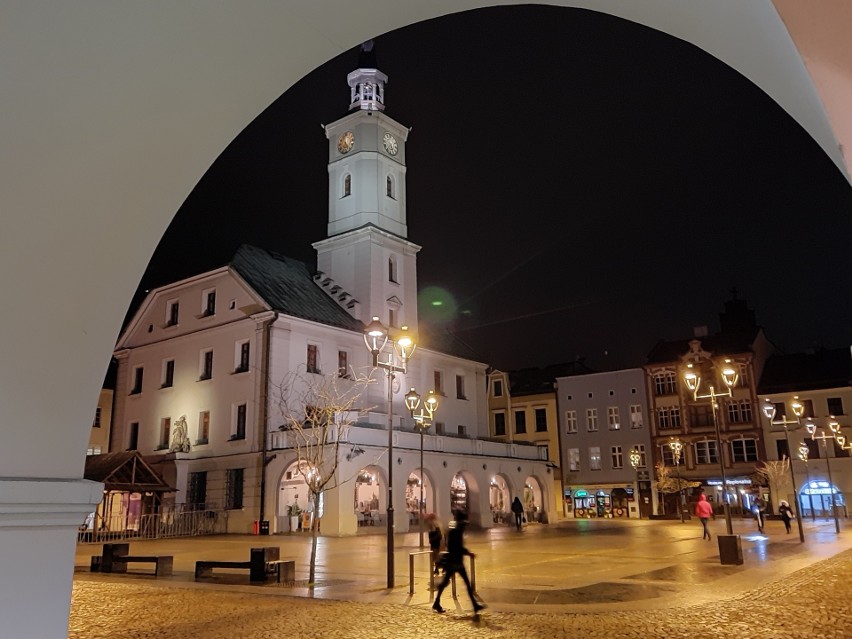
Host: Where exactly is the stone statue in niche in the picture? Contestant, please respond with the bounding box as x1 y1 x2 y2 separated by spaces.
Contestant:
169 414 191 453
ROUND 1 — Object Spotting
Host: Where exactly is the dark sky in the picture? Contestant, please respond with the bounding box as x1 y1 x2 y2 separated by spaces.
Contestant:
136 5 852 373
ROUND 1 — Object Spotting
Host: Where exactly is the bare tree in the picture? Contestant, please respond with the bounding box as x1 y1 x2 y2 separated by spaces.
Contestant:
275 367 373 585
755 457 791 509
655 462 701 514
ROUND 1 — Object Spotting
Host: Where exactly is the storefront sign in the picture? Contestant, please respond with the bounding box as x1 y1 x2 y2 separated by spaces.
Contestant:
706 478 752 486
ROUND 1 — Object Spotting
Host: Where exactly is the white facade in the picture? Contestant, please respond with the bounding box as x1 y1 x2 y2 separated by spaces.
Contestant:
110 53 552 536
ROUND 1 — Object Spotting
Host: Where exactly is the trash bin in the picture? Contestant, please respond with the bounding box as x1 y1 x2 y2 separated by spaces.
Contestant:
717 534 743 565
260 520 270 535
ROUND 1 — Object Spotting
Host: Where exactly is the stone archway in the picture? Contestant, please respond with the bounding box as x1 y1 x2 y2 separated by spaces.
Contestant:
489 474 513 525
4 4 852 635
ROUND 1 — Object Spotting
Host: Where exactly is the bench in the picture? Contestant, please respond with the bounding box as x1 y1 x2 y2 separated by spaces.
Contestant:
91 543 173 577
195 546 291 583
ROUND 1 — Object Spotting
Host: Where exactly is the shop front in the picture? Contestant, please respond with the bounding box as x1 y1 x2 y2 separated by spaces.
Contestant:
566 485 637 518
703 476 760 517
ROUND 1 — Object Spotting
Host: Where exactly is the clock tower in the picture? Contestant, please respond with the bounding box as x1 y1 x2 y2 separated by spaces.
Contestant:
313 42 420 330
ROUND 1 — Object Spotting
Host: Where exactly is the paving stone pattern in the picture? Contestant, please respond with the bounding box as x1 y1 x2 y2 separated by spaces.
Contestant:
69 549 852 639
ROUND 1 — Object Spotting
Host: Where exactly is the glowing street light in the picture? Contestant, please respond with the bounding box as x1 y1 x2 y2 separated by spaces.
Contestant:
364 317 417 589
761 398 806 542
405 387 439 548
683 361 737 535
804 418 841 534
668 438 685 523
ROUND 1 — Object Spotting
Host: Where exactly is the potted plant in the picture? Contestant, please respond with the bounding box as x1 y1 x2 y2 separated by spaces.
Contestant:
288 503 301 532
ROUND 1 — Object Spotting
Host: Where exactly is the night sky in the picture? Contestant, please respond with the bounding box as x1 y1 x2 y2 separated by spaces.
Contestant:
135 5 852 373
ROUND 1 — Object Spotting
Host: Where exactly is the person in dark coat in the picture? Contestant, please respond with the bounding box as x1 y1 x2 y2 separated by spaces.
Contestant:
778 500 794 534
432 514 486 614
426 514 443 574
511 496 524 531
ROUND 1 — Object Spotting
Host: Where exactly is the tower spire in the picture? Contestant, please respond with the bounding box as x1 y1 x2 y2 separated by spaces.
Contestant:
348 41 387 112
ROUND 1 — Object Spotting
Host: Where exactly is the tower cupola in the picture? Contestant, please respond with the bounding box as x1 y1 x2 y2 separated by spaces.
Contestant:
347 41 387 112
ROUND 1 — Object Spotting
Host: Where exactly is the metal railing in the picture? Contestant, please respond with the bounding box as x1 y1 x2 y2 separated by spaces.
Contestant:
77 508 227 544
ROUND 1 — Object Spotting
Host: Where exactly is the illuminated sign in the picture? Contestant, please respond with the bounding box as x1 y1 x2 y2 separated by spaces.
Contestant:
575 490 588 498
706 478 752 486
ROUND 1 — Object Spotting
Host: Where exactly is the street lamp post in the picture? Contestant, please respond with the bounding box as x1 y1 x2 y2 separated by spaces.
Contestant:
669 439 685 523
805 419 841 534
364 317 416 589
629 448 642 519
798 443 816 522
405 387 439 549
761 399 806 542
683 361 738 535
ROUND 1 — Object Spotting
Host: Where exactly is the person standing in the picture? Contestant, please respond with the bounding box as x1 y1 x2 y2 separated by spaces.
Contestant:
432 514 486 614
511 496 524 531
694 493 714 540
778 500 793 534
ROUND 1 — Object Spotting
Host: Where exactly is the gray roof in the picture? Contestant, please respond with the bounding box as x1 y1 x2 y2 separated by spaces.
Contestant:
231 244 363 332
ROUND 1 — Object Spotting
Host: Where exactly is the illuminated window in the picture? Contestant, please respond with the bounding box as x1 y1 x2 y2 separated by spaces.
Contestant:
607 406 620 430
589 447 602 470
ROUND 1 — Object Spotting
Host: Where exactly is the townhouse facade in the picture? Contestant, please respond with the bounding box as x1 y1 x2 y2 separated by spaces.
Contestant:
556 368 656 519
643 297 775 516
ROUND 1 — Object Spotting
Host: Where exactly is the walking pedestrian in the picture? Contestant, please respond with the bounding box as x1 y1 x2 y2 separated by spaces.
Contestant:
511 496 524 531
778 500 794 534
753 495 767 533
432 513 486 614
695 493 714 540
426 513 443 574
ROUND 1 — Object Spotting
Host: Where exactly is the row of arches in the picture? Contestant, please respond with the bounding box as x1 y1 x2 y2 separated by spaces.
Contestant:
276 460 545 533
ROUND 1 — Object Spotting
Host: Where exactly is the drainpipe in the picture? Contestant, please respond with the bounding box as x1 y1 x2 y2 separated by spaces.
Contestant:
257 311 278 528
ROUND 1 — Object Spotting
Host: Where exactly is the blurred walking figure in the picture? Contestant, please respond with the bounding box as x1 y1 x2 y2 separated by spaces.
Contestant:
694 493 714 540
753 495 767 533
778 500 794 534
425 513 443 574
511 496 524 531
432 514 486 614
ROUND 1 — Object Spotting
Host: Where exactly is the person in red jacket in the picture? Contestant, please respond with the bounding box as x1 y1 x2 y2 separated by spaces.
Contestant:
695 493 715 540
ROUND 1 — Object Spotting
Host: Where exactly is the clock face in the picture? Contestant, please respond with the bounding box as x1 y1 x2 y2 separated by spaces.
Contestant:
382 132 398 156
337 131 354 154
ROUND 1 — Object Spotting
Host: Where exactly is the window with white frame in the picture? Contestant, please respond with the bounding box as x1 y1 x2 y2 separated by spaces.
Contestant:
166 299 179 327
731 438 758 463
565 410 578 434
654 372 677 396
589 447 602 470
635 444 647 467
197 411 210 444
657 406 681 430
568 448 581 472
159 417 171 450
86 446 102 456
492 379 503 397
494 412 506 436
434 370 444 395
202 288 216 317
630 405 643 429
130 365 144 394
234 403 247 440
515 410 527 434
611 446 623 469
388 256 398 283
694 440 719 464
234 340 250 373
306 344 320 374
535 408 547 432
726 399 753 424
199 349 213 380
225 468 244 510
607 406 620 430
586 408 598 432
456 374 466 400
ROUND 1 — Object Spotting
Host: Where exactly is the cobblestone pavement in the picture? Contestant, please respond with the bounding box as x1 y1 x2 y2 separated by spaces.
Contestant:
69 549 852 639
